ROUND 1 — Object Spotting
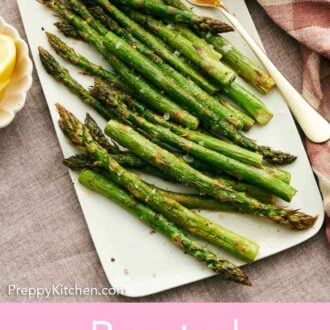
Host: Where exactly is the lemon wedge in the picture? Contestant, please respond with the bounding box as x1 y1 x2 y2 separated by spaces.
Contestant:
0 34 16 100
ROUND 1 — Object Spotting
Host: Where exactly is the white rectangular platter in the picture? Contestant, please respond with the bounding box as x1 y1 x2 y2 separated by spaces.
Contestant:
18 0 324 297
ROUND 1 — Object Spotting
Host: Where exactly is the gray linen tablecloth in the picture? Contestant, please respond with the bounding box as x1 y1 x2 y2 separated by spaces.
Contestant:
0 0 329 302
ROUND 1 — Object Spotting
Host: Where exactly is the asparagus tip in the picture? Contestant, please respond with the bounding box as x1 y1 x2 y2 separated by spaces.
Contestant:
224 266 252 286
38 0 55 7
286 211 318 230
63 154 93 171
200 17 234 33
39 47 68 79
261 146 298 165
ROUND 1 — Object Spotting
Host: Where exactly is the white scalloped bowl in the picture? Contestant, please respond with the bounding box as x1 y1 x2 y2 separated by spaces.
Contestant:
0 16 33 128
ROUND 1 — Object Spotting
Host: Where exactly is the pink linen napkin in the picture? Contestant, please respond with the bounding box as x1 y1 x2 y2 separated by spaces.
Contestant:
257 0 330 241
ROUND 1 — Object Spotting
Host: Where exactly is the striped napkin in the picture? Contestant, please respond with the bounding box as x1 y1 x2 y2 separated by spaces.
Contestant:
257 0 330 241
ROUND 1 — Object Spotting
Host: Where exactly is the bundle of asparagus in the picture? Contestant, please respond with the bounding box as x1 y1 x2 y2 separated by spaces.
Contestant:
41 0 297 164
37 0 319 284
58 103 253 284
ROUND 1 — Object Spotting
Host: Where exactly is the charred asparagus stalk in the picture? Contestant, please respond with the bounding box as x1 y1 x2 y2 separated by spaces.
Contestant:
41 47 115 120
54 21 263 133
66 154 252 210
93 80 261 166
63 153 170 180
57 104 259 265
54 21 82 39
104 120 317 229
81 119 175 180
66 150 276 205
79 169 251 284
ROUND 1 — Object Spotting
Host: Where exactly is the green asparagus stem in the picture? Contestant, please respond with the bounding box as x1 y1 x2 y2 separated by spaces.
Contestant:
265 165 291 184
64 149 142 167
64 152 126 167
47 29 251 134
155 188 242 211
57 104 259 265
104 120 317 229
80 5 244 129
66 155 245 210
46 33 199 129
84 0 219 94
47 31 122 86
222 83 273 125
64 152 178 181
64 153 96 170
120 7 236 86
89 6 221 64
41 0 297 164
217 97 255 131
113 0 233 33
133 102 261 167
95 87 296 201
50 29 247 132
162 0 276 94
172 23 222 61
160 0 275 121
83 112 180 183
73 0 246 130
90 0 235 88
205 35 276 94
79 169 251 284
